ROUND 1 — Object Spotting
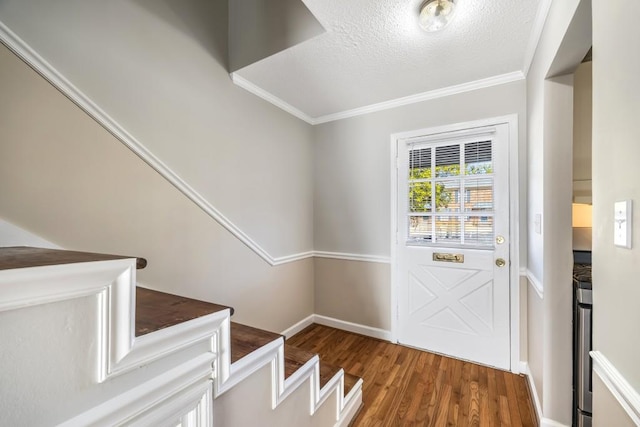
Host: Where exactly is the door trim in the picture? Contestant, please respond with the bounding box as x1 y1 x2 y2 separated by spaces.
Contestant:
389 114 521 373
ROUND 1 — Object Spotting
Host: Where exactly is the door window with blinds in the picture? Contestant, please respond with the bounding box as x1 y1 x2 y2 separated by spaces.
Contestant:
407 140 494 247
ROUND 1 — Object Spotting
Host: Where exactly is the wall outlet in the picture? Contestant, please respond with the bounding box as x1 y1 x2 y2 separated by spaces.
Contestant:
614 200 632 248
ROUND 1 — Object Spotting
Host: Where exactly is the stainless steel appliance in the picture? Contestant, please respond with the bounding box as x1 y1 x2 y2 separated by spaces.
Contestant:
573 251 592 427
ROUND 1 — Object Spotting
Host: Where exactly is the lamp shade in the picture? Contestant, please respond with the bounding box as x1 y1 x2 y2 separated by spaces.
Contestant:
419 0 456 32
572 203 593 228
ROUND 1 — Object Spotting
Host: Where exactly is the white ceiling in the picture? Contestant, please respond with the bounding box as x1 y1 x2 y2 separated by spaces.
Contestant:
233 0 545 124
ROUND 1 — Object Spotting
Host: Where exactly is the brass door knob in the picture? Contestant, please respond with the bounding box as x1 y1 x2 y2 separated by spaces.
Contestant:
495 258 506 267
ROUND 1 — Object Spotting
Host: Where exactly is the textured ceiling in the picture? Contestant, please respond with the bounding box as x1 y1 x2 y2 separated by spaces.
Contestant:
233 0 542 121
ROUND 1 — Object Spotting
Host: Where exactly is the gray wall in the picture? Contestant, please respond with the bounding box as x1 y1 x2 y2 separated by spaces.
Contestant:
312 81 526 330
0 0 314 259
229 0 325 72
0 1 315 332
592 0 640 415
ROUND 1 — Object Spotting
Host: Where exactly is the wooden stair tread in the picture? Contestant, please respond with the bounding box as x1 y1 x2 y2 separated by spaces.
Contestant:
136 287 233 336
231 322 283 364
0 246 147 270
318 360 342 389
284 344 316 379
343 372 360 397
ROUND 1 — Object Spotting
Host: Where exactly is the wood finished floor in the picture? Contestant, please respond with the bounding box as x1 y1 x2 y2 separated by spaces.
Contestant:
288 324 536 427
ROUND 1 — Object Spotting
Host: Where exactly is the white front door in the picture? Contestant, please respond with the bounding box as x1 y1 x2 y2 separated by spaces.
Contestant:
396 123 511 370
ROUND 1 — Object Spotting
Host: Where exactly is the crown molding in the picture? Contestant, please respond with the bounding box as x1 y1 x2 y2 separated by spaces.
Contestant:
230 72 316 124
232 70 524 126
313 71 525 124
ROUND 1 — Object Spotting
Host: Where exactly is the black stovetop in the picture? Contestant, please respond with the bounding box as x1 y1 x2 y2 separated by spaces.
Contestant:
573 250 592 288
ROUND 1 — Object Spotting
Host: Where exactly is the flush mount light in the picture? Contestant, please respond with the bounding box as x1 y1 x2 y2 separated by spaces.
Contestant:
419 0 457 32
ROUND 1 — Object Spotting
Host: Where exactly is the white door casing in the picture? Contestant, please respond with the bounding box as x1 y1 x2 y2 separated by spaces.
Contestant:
395 122 511 370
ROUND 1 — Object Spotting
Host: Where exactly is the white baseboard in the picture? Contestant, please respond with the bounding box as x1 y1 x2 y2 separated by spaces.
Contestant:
281 314 392 342
313 315 392 341
521 362 570 427
280 315 315 339
522 362 544 424
592 350 640 425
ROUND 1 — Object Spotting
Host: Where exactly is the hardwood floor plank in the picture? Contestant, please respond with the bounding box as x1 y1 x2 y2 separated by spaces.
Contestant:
433 384 452 427
503 372 524 427
288 324 536 427
283 344 315 379
457 361 471 427
230 322 282 363
487 364 500 427
136 288 233 336
514 375 537 427
499 395 512 426
479 365 491 427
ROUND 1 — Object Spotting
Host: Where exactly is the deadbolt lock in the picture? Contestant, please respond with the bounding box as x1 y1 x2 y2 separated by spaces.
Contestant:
495 258 506 267
496 236 505 244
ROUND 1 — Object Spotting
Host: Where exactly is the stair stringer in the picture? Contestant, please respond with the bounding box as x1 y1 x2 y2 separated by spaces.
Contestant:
213 335 363 427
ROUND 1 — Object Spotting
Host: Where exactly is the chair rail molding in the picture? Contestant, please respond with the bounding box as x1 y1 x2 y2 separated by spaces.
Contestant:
592 350 640 425
0 20 304 267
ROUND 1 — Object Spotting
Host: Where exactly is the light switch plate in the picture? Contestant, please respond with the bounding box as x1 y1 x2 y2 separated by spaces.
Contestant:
614 200 632 248
534 214 542 234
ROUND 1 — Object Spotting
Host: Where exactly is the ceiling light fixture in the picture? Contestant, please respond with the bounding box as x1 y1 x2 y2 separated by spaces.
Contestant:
419 0 457 32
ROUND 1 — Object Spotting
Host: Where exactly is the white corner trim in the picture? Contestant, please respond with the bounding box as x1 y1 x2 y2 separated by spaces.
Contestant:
336 385 363 427
592 350 640 425
215 336 284 397
279 354 320 406
280 314 315 338
526 269 544 299
230 73 315 124
0 20 297 268
313 315 392 341
521 362 570 427
313 251 391 264
214 321 358 424
523 0 553 76
111 308 231 379
313 72 525 125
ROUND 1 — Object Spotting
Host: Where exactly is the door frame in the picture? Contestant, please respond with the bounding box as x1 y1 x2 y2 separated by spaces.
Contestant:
389 114 521 373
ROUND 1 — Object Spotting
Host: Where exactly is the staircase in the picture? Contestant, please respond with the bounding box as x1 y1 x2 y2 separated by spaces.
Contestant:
0 247 362 426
